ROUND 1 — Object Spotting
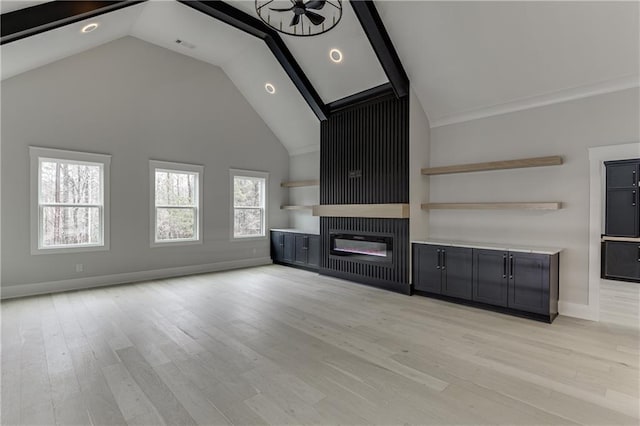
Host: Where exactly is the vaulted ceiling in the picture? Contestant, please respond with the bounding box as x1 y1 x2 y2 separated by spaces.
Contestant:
2 1 639 153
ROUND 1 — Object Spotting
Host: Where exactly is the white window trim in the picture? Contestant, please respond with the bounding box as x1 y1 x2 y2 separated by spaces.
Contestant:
230 168 269 242
150 160 204 248
30 146 111 255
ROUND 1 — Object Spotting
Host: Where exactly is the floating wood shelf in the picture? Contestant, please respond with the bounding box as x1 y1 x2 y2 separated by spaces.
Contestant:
280 180 320 188
421 155 563 176
280 205 315 211
313 204 410 218
421 202 562 211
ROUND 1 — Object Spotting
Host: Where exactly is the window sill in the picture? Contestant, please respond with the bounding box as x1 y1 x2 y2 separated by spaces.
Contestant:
31 244 109 255
150 239 203 248
231 235 268 242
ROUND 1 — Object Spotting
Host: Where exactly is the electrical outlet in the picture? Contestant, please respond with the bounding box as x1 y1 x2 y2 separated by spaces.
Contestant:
252 248 257 255
75 264 83 273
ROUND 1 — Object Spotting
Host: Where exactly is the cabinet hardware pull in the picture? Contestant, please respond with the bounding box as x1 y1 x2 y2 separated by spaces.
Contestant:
637 246 640 262
633 191 637 206
509 255 514 279
442 250 446 270
503 255 507 278
634 170 637 186
436 249 441 269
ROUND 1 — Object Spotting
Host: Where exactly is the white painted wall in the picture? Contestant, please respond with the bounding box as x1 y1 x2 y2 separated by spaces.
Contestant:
428 88 640 311
409 88 430 247
1 36 290 295
287 150 320 234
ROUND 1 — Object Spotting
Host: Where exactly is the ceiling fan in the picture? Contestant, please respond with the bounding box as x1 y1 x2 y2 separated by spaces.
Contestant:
270 0 327 27
255 0 343 37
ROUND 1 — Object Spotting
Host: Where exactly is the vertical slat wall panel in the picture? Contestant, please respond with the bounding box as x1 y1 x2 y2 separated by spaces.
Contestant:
320 95 409 204
319 95 410 292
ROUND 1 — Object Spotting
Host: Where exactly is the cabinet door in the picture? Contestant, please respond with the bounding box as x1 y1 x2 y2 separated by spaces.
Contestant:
508 252 550 314
294 235 308 265
606 188 638 237
606 162 638 189
442 247 473 300
283 233 295 262
413 244 443 294
604 242 640 282
270 232 285 262
473 249 508 307
307 235 320 268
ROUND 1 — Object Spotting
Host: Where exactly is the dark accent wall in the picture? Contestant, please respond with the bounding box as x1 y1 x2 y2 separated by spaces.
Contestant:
320 94 409 204
319 94 410 293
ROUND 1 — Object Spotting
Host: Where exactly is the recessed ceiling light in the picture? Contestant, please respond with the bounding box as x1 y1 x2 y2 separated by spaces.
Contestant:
265 83 276 94
329 48 343 63
81 23 99 33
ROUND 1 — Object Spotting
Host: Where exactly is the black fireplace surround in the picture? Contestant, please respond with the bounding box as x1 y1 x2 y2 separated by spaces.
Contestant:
319 94 410 294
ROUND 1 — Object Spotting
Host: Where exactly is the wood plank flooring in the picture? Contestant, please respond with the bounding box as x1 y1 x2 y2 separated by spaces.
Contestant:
2 265 639 425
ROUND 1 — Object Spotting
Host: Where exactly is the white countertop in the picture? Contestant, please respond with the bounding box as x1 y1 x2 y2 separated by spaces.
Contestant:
270 228 320 235
412 238 562 255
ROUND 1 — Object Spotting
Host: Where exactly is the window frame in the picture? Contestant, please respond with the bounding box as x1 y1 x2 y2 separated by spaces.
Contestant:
150 160 204 248
29 146 111 255
230 169 269 241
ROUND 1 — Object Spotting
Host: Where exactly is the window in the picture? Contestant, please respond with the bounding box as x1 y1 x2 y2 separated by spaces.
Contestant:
231 169 268 240
150 160 203 246
30 147 110 254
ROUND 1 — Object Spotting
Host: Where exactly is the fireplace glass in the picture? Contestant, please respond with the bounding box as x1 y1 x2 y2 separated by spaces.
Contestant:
330 233 393 263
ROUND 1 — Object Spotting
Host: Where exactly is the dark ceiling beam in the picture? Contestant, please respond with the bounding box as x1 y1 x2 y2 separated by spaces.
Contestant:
1 1 146 45
327 83 394 115
350 0 409 99
178 1 328 121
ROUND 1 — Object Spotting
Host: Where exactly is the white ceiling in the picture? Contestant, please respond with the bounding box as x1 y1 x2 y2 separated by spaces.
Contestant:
1 0 320 154
377 0 640 126
230 0 388 103
2 0 639 140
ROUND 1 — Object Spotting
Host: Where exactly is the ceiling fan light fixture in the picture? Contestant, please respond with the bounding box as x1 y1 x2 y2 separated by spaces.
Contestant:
256 0 343 37
81 23 99 33
265 83 276 94
329 48 343 63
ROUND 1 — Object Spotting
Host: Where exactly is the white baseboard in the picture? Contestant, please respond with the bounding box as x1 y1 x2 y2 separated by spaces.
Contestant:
558 301 597 321
1 257 273 300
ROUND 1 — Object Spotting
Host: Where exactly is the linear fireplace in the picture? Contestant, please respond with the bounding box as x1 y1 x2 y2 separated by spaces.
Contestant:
330 232 393 263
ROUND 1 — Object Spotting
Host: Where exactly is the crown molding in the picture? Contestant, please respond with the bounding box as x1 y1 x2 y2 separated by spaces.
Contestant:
430 75 640 128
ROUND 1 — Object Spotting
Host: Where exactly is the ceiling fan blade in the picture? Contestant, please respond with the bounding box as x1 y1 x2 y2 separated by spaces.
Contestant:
305 0 326 10
304 11 325 26
269 6 295 12
290 14 301 26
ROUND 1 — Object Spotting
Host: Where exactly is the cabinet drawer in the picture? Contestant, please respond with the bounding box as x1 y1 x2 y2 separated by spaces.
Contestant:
603 241 640 283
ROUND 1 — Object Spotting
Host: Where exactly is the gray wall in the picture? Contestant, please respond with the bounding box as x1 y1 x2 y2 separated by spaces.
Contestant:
1 36 290 289
428 88 640 306
288 150 320 233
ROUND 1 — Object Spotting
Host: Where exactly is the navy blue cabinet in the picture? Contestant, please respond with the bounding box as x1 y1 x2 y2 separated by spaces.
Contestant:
507 252 553 315
605 159 640 237
413 245 473 299
270 230 319 271
413 243 559 322
473 249 509 307
602 241 640 283
413 244 443 294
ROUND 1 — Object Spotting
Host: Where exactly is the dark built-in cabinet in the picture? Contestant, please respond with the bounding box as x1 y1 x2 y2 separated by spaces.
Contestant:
602 159 640 283
605 159 639 237
602 241 640 283
413 245 473 299
271 230 320 271
412 243 559 322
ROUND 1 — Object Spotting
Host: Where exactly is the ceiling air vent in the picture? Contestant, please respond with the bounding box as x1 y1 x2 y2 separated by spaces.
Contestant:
175 39 196 49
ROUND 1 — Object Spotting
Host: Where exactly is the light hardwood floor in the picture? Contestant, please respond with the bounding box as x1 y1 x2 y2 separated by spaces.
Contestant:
2 265 639 425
